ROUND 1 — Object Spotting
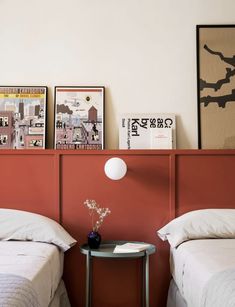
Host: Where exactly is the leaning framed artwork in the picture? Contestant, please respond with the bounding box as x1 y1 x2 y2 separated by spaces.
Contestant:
54 86 105 149
197 25 235 149
0 86 47 149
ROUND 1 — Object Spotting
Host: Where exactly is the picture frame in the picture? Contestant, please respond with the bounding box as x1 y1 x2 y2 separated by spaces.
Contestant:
54 86 105 149
0 86 47 149
119 113 176 149
197 25 235 149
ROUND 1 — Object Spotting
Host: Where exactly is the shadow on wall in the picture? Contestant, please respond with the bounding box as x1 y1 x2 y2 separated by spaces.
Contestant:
176 115 192 149
104 87 118 149
46 87 54 149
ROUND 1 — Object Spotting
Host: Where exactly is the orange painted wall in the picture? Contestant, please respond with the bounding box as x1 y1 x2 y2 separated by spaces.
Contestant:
62 153 170 307
1 150 235 307
0 152 60 220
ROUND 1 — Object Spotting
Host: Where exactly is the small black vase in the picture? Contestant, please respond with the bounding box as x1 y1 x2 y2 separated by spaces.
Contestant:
87 231 101 249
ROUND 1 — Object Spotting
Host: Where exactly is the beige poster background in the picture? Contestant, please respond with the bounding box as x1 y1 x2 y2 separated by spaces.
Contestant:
199 27 235 149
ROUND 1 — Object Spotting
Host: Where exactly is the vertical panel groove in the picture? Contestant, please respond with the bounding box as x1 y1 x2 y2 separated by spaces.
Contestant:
54 153 62 223
169 153 176 220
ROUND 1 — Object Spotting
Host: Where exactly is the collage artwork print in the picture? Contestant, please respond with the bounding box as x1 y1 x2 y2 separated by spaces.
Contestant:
0 86 47 149
54 87 104 149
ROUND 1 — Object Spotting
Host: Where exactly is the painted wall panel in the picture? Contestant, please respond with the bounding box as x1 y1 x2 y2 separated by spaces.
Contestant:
61 154 170 307
0 150 235 306
176 154 235 216
0 153 59 220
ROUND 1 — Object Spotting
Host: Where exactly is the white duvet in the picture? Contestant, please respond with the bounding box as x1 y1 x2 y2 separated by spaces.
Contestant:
170 239 235 307
0 241 63 307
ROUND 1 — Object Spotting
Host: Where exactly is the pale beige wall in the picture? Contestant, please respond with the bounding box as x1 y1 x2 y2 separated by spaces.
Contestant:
0 0 234 149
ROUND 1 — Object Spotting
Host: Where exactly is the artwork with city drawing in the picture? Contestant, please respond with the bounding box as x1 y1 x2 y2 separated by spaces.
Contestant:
54 87 104 149
0 86 47 149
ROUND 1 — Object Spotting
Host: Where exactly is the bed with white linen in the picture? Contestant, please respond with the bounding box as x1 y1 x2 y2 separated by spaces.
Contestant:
157 209 235 307
0 209 77 307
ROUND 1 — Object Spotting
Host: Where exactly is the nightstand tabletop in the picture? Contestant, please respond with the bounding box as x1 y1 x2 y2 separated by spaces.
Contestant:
80 240 156 258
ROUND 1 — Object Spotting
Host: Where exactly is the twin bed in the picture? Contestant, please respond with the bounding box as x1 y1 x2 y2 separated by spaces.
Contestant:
158 209 235 307
0 208 76 307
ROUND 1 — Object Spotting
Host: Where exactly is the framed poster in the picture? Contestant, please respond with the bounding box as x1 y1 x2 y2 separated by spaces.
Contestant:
197 25 235 149
119 113 176 149
54 86 104 149
0 86 47 149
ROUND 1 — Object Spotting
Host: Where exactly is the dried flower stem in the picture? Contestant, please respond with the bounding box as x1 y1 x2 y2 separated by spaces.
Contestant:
84 199 111 232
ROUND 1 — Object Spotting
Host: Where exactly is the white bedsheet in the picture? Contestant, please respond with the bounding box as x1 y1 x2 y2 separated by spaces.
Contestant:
170 239 235 307
0 241 63 307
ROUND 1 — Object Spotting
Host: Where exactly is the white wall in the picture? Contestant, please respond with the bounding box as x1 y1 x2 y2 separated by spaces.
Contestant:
0 0 235 149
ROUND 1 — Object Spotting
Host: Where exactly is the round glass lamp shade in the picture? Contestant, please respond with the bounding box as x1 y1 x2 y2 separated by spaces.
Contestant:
104 157 127 180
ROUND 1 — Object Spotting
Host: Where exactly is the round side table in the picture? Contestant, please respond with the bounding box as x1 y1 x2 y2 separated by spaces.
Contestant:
80 240 156 307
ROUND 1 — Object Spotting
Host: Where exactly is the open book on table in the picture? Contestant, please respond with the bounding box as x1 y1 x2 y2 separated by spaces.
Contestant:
113 243 151 253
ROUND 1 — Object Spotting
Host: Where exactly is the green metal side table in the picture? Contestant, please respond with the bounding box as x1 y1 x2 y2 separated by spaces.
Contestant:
80 240 156 307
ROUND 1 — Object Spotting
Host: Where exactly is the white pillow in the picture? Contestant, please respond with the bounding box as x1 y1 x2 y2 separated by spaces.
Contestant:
0 209 77 251
157 209 235 248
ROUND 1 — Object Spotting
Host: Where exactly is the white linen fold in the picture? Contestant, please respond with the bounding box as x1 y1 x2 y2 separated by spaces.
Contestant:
170 239 235 307
0 241 63 307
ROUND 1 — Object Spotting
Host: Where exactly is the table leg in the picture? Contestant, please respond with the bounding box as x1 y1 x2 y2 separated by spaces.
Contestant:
86 251 92 307
142 256 146 307
142 252 150 307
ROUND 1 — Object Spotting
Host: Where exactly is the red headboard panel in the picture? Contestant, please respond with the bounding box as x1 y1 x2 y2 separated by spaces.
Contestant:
176 153 235 216
61 153 170 307
0 151 59 221
1 149 235 307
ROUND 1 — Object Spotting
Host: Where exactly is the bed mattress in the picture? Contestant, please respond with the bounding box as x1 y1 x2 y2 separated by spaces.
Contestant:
170 239 235 307
0 241 63 307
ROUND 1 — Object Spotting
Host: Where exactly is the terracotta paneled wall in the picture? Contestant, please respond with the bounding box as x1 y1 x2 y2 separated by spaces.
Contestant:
61 152 170 307
0 152 59 220
0 150 234 307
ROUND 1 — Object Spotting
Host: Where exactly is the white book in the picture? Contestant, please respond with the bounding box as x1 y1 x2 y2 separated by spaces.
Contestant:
150 128 173 149
119 113 176 149
113 243 151 253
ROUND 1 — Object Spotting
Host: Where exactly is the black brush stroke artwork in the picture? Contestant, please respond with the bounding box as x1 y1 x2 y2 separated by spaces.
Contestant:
200 44 235 108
